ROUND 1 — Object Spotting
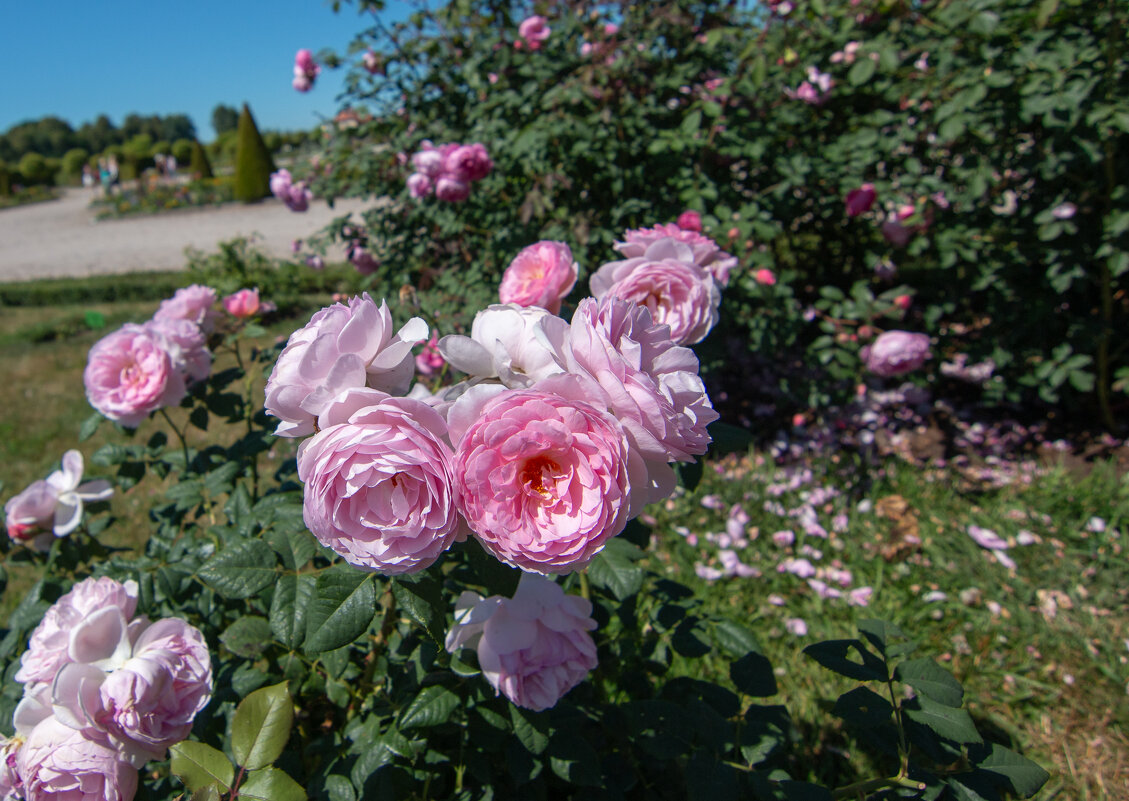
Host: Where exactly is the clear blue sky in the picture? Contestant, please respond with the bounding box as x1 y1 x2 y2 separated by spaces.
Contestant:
2 0 401 140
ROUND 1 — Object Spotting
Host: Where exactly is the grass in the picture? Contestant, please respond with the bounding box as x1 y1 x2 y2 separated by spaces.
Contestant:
0 276 1125 798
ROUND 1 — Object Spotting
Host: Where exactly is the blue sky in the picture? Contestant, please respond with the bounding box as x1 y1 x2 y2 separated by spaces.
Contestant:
2 0 402 140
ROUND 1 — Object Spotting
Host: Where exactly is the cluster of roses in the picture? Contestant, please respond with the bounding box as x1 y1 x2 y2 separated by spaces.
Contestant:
262 222 728 708
292 48 320 92
0 578 212 801
405 141 493 203
786 66 834 105
270 168 313 212
83 285 268 429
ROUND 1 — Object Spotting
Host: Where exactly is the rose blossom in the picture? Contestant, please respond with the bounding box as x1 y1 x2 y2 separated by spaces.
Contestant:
415 333 445 377
754 268 777 285
861 330 931 377
845 183 877 217
406 172 432 198
590 238 721 345
362 49 383 75
0 735 20 799
84 325 187 428
454 389 634 573
223 288 261 318
152 285 217 331
16 577 139 686
536 297 717 506
264 294 427 437
18 717 138 801
145 318 211 384
518 15 551 49
52 617 212 766
498 241 578 314
438 305 564 389
411 144 444 178
677 210 703 232
445 574 598 711
615 223 738 286
297 388 461 574
445 143 493 182
4 450 112 551
435 176 470 203
347 243 380 275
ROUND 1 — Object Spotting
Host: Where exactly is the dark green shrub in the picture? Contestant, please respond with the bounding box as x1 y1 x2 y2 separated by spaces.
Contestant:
17 152 54 186
188 139 213 179
232 103 276 202
60 147 89 182
171 138 194 165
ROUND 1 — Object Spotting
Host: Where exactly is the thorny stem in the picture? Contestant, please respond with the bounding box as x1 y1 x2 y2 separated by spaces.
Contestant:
232 341 262 501
831 775 926 800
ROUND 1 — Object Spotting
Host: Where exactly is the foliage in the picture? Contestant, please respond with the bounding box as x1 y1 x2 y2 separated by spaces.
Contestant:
60 147 89 181
171 138 195 165
89 177 236 220
17 151 54 186
0 112 195 163
190 138 215 180
307 0 1128 429
233 104 276 203
212 104 240 138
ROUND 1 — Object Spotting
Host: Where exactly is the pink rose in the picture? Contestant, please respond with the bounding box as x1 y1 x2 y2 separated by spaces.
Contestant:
754 268 777 285
518 15 551 48
292 74 312 92
861 330 931 376
306 255 325 271
454 389 633 573
894 294 911 310
286 183 312 212
407 172 433 198
445 574 597 711
295 49 317 74
590 238 721 345
881 219 912 248
536 297 716 505
435 176 470 203
223 288 261 319
438 305 564 389
347 243 380 275
0 736 20 799
269 169 292 198
411 145 444 178
615 223 737 287
297 389 460 574
845 183 877 217
153 285 217 332
445 143 493 183
16 577 139 686
498 241 578 314
145 318 211 384
52 617 212 766
676 210 703 232
362 49 383 75
84 325 187 428
415 332 445 377
5 451 113 551
18 717 138 801
264 294 427 437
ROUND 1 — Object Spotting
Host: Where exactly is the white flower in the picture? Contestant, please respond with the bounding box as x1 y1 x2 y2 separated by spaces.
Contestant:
45 450 114 535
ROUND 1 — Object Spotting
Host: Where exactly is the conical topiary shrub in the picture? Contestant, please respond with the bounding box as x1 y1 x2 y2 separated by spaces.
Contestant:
233 103 276 202
189 139 213 180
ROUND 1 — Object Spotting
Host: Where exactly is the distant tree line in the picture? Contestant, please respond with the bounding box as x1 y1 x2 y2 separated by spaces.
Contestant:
0 113 196 163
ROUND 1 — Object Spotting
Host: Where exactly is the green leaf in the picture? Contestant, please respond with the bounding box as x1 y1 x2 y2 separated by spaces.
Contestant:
848 58 877 86
548 735 602 787
803 639 887 681
712 619 762 659
510 706 550 754
303 568 376 654
271 573 316 649
399 685 460 729
586 538 644 601
78 412 103 442
1035 0 1059 27
237 767 306 801
977 743 1050 796
220 616 273 659
392 573 445 642
84 310 106 329
832 686 894 729
324 774 357 801
231 682 294 770
189 405 210 432
904 695 983 744
858 619 917 660
266 527 318 570
170 741 234 792
895 658 964 707
191 786 222 801
731 651 777 697
198 540 278 599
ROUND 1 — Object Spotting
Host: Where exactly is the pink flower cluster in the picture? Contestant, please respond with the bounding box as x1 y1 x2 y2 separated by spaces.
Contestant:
3 577 211 800
786 67 834 105
406 141 493 202
4 450 112 552
517 15 551 50
861 330 931 377
85 285 217 428
292 48 320 92
269 169 313 212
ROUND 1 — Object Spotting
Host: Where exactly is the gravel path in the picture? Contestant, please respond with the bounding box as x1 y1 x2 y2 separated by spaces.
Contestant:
0 188 371 283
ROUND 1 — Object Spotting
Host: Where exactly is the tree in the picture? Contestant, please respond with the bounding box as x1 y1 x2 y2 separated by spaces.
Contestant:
233 104 275 202
189 139 213 179
18 152 54 186
60 148 90 182
212 104 240 137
